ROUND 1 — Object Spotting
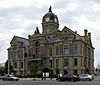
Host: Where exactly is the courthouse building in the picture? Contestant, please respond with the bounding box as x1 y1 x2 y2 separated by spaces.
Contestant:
7 7 94 76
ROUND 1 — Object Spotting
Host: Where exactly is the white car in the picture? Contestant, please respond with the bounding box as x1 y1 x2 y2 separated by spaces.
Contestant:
79 74 94 81
2 74 19 81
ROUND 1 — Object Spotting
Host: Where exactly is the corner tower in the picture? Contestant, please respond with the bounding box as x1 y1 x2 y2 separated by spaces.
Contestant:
42 6 59 34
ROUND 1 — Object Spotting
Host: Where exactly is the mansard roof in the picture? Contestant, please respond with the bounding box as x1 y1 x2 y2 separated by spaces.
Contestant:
10 36 29 47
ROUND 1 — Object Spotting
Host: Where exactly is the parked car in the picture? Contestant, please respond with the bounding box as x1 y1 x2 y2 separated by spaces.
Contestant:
56 74 80 82
79 74 94 81
2 74 19 81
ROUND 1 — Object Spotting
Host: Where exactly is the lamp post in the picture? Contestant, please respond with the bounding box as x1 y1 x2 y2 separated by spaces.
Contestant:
58 66 60 73
50 57 52 80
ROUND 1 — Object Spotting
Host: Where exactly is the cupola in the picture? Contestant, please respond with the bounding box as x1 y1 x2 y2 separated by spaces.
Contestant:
42 6 59 24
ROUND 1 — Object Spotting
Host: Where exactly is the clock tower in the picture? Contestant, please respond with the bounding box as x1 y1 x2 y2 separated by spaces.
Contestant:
42 6 59 34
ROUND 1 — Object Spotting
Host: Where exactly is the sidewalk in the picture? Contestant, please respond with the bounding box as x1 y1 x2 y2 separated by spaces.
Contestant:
94 75 100 81
20 78 56 81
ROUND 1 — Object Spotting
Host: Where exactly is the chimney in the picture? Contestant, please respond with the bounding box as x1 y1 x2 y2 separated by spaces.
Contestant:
88 32 91 39
84 29 88 37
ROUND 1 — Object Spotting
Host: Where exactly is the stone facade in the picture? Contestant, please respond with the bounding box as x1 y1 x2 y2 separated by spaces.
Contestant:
7 7 94 76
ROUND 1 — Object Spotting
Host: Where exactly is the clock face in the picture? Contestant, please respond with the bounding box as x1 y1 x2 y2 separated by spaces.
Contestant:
45 17 49 22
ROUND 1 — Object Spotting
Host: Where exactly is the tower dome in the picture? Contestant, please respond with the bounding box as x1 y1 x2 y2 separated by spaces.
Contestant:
42 6 59 34
42 6 59 23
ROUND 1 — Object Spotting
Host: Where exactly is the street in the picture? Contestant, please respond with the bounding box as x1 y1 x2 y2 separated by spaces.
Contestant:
0 76 100 85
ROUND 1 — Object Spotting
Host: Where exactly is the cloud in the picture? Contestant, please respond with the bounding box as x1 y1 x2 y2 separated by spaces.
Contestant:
0 0 100 67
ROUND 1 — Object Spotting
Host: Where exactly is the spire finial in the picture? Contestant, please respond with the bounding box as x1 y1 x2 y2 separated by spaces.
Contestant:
49 6 52 12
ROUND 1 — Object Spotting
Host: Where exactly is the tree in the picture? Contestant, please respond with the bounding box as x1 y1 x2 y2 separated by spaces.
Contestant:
96 68 98 72
96 62 100 73
0 67 5 76
0 60 8 76
28 62 40 78
4 60 8 74
97 62 100 70
9 65 15 75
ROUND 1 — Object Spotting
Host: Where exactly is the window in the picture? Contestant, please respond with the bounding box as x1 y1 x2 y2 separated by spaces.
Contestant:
80 45 82 55
21 62 23 68
49 47 52 56
69 44 73 54
56 46 59 55
14 51 17 59
56 59 59 67
13 44 17 50
44 59 48 65
36 48 40 56
63 45 69 55
9 50 13 60
74 45 78 54
20 50 23 58
14 62 17 68
87 47 90 57
81 58 82 66
35 41 40 57
60 45 62 55
9 63 11 66
83 46 87 57
40 46 43 55
74 58 77 66
64 59 69 66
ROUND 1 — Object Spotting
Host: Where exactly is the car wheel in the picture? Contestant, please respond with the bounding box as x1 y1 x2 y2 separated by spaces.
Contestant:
59 79 62 82
60 79 64 82
16 79 19 81
10 78 14 81
57 79 59 81
86 78 91 81
70 79 74 82
2 79 5 81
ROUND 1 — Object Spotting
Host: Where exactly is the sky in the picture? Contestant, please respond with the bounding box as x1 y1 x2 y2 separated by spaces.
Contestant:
0 0 100 67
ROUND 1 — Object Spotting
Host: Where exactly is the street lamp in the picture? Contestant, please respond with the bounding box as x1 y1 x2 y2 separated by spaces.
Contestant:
58 66 60 74
50 57 52 80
